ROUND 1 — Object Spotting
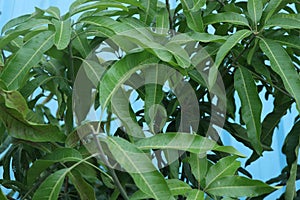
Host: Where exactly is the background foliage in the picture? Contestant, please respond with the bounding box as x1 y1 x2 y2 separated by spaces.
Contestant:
0 0 299 199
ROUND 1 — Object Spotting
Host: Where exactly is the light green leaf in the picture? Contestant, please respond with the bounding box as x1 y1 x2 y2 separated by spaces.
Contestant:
181 0 204 32
71 1 128 15
53 19 72 50
69 169 96 200
140 0 157 25
247 0 263 26
111 87 145 138
205 156 240 189
203 12 250 27
99 51 159 109
156 7 169 34
45 6 61 19
105 136 174 200
72 30 91 57
259 38 300 113
209 30 252 88
32 168 68 200
191 0 206 12
136 133 245 157
186 189 205 200
234 67 263 154
166 179 192 196
205 176 276 197
0 89 65 143
0 31 54 90
265 14 300 29
1 14 31 34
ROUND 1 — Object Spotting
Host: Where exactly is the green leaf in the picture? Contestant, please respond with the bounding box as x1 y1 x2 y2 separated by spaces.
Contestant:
99 51 159 109
111 87 145 138
27 148 82 185
203 12 250 27
188 153 207 187
136 133 245 157
139 0 157 25
0 89 65 143
205 156 240 189
69 169 96 200
209 30 252 88
186 189 205 200
130 179 191 199
71 1 128 15
181 0 204 32
53 19 72 50
1 14 31 34
247 0 263 27
156 7 169 34
270 35 300 50
234 67 263 154
166 179 192 196
265 14 300 29
205 176 276 197
32 169 68 200
105 136 174 200
0 31 54 90
45 6 61 19
259 38 300 113
261 0 284 23
191 0 206 12
0 189 8 200
282 121 300 200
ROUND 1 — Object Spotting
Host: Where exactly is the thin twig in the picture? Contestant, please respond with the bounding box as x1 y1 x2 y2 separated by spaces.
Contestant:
165 0 175 35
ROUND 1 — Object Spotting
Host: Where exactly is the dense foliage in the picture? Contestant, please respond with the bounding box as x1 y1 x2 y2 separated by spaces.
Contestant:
0 0 299 199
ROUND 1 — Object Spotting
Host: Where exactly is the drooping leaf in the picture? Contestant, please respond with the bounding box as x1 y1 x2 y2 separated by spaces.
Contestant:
205 176 276 197
188 153 207 187
282 121 300 199
205 156 240 189
209 30 252 88
261 0 284 23
0 89 65 143
53 19 72 50
135 133 245 157
71 1 128 16
181 0 204 32
69 169 96 200
0 31 54 90
139 0 157 25
111 87 145 138
203 12 250 27
259 38 300 113
1 14 31 34
104 136 174 200
45 6 61 19
234 67 263 154
265 14 300 29
156 7 169 34
32 169 68 200
247 0 263 26
99 51 159 109
27 148 82 185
